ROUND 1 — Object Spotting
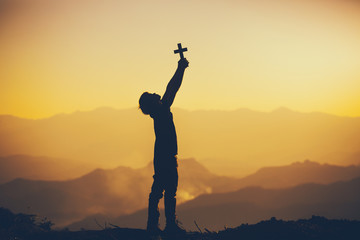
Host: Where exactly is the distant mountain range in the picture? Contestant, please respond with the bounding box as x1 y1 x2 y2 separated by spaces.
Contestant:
1 107 359 176
232 159 360 189
72 177 360 231
176 177 360 231
1 158 358 229
0 155 96 184
0 158 231 227
0 164 150 227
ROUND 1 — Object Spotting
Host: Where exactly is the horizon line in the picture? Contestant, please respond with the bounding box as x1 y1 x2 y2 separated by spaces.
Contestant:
1 106 360 120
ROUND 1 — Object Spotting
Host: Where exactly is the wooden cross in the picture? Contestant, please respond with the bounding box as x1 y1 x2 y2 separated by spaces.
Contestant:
174 43 188 59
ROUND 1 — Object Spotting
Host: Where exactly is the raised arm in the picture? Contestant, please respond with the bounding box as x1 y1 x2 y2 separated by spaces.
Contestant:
162 58 189 107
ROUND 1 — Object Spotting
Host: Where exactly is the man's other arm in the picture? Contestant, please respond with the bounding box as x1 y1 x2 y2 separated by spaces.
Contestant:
162 58 189 107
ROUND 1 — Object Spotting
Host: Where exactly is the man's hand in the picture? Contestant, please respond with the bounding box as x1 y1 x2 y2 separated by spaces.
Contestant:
178 58 189 69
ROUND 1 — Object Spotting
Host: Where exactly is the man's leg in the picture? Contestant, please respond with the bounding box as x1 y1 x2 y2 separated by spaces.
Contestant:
147 174 164 234
164 167 178 227
163 157 186 234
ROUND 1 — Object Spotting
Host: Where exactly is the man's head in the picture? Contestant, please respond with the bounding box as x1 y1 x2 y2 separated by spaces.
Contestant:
139 92 161 115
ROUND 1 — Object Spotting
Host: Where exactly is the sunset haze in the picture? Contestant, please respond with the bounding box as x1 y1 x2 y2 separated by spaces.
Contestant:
1 0 360 118
1 0 360 231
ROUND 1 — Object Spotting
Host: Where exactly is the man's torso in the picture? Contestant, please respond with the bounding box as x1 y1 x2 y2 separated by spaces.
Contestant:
151 102 178 158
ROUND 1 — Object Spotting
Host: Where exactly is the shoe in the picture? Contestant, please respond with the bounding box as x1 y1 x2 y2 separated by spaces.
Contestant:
147 225 162 236
164 221 186 235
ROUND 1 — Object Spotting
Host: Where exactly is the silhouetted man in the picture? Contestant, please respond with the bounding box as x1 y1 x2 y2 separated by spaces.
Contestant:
139 57 189 235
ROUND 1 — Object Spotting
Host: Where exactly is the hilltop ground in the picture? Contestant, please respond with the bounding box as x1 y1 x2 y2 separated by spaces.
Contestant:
2 207 359 240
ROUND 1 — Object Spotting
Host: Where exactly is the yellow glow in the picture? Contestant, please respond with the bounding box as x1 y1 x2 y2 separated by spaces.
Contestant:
1 0 360 118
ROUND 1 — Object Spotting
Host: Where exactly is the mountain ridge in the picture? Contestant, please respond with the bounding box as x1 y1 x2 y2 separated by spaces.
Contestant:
1 107 360 176
2 106 360 120
73 177 360 231
0 155 96 184
1 158 359 229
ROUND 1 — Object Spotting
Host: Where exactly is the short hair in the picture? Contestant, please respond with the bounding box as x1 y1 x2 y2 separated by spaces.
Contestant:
139 92 153 115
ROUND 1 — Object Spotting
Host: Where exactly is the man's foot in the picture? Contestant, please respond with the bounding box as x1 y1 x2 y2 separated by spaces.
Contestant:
164 221 186 235
147 225 162 236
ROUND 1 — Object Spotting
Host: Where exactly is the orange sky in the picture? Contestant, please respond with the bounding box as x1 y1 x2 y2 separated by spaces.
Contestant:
1 0 360 119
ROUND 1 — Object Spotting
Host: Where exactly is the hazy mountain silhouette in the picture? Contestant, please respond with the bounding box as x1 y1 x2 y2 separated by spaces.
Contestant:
65 160 360 230
1 159 360 228
0 159 234 227
0 166 150 227
70 177 360 231
0 155 96 184
1 107 359 176
180 160 360 193
2 155 359 191
233 160 360 189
